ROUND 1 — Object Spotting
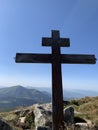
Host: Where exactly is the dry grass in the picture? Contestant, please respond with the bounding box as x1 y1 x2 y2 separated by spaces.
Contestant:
68 96 98 127
0 96 98 129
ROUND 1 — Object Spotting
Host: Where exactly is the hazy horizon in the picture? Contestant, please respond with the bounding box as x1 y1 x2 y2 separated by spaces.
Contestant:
0 84 98 92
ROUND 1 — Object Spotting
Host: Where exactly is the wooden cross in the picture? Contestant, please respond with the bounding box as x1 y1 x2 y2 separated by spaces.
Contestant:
15 30 96 130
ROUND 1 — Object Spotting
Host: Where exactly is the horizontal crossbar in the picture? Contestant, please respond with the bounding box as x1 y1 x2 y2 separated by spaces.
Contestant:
61 54 96 64
15 53 51 63
15 53 96 64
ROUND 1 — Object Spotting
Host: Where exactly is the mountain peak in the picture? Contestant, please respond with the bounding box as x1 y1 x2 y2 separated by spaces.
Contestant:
11 85 25 89
0 86 51 110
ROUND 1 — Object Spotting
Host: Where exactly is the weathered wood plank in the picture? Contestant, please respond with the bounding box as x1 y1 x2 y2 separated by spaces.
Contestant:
42 38 70 47
16 53 96 64
15 53 51 63
58 38 70 47
42 38 52 46
51 39 64 129
61 54 96 64
52 30 60 39
42 30 70 47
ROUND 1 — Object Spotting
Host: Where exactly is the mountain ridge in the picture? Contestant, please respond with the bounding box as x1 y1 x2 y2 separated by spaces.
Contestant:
27 86 98 99
0 85 51 111
0 85 98 111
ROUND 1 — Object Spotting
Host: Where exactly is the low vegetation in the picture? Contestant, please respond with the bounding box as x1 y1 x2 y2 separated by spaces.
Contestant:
0 96 98 129
66 96 98 126
64 96 98 130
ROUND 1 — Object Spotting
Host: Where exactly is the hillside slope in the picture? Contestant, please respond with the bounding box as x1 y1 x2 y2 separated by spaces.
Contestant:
0 85 51 111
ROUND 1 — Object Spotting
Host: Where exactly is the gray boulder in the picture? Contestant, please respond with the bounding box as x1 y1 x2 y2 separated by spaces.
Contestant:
14 109 30 117
0 117 13 130
33 103 52 129
63 106 74 125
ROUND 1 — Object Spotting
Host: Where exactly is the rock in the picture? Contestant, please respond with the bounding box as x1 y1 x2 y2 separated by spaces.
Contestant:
63 106 74 125
15 119 25 128
75 123 89 130
19 117 26 123
0 117 13 130
33 103 52 129
75 119 96 130
14 110 21 115
14 109 30 117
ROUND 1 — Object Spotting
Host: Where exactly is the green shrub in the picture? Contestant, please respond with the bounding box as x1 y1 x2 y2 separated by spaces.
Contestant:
24 111 35 129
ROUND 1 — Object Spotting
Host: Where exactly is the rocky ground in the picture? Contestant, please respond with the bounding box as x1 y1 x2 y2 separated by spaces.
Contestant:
0 102 98 130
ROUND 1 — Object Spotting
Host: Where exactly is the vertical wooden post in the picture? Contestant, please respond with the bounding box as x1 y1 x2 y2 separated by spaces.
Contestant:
52 31 64 129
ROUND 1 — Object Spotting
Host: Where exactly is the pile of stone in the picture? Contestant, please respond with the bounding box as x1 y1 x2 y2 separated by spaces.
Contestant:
0 103 94 130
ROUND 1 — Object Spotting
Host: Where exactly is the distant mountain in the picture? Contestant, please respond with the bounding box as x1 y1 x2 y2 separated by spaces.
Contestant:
0 85 51 110
0 85 97 111
30 87 98 100
63 89 98 99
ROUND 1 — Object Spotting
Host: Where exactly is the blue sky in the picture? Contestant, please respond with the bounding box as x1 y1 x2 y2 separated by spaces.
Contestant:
0 0 98 91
